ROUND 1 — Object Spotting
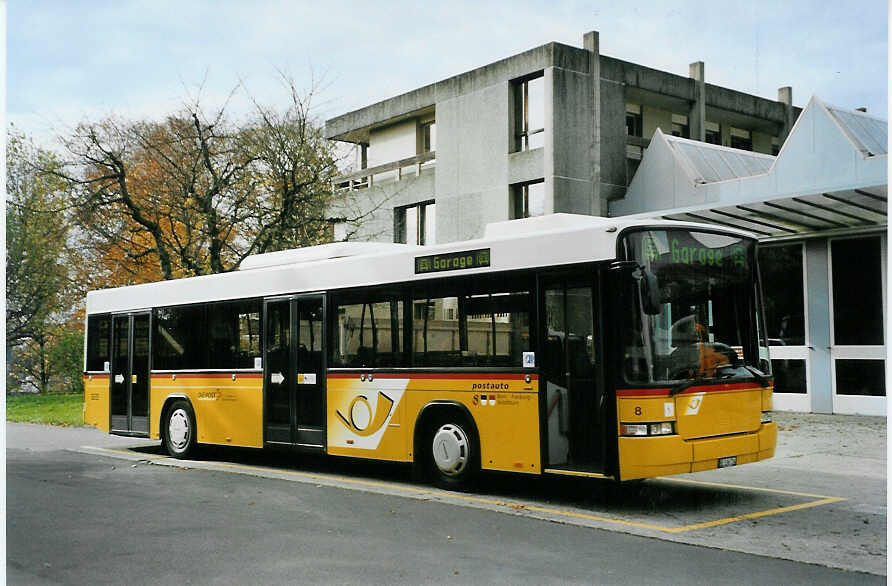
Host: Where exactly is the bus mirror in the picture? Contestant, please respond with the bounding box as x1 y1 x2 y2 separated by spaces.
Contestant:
637 268 662 315
608 261 660 315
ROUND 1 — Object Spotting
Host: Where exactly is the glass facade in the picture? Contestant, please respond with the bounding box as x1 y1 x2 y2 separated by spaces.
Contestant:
835 359 886 397
759 244 805 346
832 237 883 346
771 359 807 394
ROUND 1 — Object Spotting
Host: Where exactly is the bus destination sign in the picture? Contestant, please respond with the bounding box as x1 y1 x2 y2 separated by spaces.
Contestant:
415 248 491 274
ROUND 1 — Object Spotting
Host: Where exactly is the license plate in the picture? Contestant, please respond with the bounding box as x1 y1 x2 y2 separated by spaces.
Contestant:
718 456 737 468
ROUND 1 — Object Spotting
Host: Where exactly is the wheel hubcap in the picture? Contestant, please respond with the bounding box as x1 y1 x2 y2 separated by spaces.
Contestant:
432 424 469 476
168 409 190 451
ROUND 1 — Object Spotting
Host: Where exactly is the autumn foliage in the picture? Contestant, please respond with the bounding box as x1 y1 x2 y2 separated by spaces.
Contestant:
8 78 367 393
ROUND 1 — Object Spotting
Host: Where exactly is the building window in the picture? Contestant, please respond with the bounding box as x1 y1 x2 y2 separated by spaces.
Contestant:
705 121 721 145
395 201 436 245
759 244 805 346
511 180 545 219
836 359 886 397
772 359 807 394
513 73 544 151
832 236 884 346
418 120 436 154
771 137 780 156
730 127 753 151
625 104 643 137
671 113 689 138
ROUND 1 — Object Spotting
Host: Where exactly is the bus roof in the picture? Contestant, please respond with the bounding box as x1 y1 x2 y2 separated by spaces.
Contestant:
85 214 754 314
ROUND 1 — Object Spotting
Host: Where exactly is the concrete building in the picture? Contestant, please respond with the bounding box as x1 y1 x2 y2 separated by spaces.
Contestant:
324 30 799 245
324 31 887 414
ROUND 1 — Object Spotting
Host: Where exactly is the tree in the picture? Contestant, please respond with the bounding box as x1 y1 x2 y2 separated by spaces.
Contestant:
6 130 71 348
6 130 83 394
54 79 365 283
7 321 84 394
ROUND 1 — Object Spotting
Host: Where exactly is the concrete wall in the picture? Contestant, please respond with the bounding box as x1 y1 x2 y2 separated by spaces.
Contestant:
436 82 512 243
753 131 773 154
368 121 416 167
599 77 627 204
340 170 437 243
548 65 596 215
642 106 672 141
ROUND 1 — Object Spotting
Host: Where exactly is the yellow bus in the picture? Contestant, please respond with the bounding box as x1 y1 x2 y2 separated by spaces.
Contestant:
83 214 776 487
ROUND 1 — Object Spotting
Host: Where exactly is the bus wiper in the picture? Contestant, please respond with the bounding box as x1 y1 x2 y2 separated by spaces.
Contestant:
669 379 696 397
743 365 770 387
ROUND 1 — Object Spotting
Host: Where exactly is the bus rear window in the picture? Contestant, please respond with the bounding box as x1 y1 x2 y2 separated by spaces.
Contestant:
85 315 111 372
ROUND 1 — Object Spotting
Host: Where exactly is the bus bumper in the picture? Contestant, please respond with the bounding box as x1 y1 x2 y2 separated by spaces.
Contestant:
618 422 777 481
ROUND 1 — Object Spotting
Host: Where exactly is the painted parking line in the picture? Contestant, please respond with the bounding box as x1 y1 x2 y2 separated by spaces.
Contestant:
78 446 846 534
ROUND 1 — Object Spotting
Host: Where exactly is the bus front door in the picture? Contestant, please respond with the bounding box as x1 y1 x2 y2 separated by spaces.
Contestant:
541 280 603 472
264 296 326 448
110 312 150 435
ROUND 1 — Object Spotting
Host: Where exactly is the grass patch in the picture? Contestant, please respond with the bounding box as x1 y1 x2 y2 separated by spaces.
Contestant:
6 393 84 426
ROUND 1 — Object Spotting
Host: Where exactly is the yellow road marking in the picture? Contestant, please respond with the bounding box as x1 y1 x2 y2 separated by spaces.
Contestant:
670 497 846 533
86 447 846 534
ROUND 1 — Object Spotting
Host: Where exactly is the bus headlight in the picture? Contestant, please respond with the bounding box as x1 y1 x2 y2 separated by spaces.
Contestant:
649 422 674 436
620 424 648 436
761 411 772 424
621 422 675 436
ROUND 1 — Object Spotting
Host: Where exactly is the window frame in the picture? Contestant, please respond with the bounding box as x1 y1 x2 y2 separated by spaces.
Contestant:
625 104 643 138
395 200 436 245
512 72 545 152
705 121 722 145
511 179 546 220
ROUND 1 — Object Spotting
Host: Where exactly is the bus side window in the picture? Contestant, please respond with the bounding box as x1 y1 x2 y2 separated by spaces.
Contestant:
412 297 461 366
334 299 404 368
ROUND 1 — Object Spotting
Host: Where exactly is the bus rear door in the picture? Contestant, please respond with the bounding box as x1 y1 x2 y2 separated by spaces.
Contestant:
263 295 326 448
110 312 150 435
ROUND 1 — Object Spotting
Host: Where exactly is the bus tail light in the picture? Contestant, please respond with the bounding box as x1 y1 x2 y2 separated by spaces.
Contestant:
621 422 675 437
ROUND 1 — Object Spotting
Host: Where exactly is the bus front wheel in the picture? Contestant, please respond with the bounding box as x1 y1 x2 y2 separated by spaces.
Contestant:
163 400 197 459
426 415 478 490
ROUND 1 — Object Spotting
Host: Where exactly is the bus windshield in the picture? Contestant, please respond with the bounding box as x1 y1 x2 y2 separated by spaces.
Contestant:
620 229 766 385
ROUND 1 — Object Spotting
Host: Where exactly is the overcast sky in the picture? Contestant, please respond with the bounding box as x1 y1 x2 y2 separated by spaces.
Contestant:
7 0 889 147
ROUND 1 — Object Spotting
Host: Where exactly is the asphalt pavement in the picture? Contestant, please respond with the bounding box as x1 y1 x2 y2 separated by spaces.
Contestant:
5 411 887 584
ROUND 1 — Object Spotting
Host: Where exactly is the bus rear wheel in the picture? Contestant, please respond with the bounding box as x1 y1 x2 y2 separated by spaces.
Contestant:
426 415 478 490
163 400 197 459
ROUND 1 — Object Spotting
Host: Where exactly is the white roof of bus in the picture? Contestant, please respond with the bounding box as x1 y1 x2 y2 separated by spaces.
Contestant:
85 214 753 314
